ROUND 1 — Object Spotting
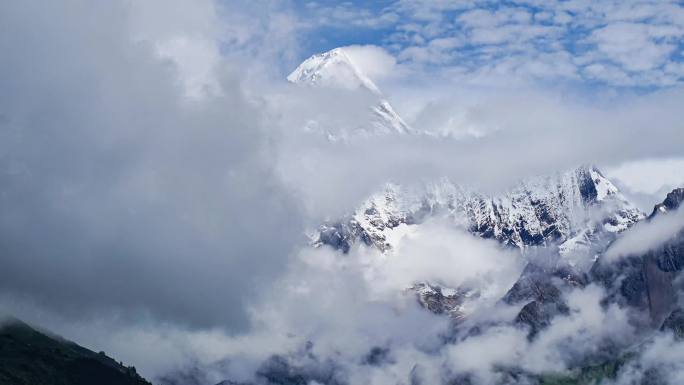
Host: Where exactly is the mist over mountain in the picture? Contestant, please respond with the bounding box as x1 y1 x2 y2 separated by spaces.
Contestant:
1 2 684 385
287 47 413 139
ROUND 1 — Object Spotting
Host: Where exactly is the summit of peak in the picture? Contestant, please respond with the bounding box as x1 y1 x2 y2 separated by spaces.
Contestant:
286 48 413 137
287 47 382 94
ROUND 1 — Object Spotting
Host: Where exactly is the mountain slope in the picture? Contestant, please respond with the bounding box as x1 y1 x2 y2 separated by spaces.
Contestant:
0 317 151 385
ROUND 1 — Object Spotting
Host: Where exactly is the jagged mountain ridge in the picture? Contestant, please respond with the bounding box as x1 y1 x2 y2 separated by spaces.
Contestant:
314 165 643 320
315 165 643 266
288 48 412 138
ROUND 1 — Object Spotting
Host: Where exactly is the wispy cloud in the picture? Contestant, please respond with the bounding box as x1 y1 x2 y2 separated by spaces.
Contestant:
605 204 684 261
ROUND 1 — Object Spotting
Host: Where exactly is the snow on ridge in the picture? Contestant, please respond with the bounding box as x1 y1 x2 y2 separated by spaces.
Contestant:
287 48 381 94
287 47 413 137
313 165 645 265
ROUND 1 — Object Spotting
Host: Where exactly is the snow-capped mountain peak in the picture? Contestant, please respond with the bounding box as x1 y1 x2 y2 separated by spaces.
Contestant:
288 48 412 136
314 165 644 268
287 48 381 94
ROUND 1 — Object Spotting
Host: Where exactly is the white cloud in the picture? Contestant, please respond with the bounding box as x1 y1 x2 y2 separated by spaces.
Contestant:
446 325 528 382
341 45 398 81
398 37 463 64
522 285 635 372
588 22 680 72
124 0 223 99
613 333 684 385
383 1 684 87
364 218 524 301
443 285 635 382
0 0 303 340
457 7 531 29
606 158 684 195
605 204 684 261
155 37 222 99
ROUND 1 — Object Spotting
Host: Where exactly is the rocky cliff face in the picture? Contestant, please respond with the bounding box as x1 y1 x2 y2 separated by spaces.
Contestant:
507 186 684 338
410 282 474 321
591 187 684 326
502 263 585 338
649 188 684 219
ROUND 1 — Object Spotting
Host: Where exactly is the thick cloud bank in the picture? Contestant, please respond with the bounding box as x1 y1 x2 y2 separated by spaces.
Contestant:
0 1 301 330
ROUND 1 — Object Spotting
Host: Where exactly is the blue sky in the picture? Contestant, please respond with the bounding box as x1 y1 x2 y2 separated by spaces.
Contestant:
280 0 684 90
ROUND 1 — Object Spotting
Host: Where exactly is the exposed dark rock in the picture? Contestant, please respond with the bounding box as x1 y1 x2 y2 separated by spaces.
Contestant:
158 366 214 385
362 346 393 366
256 356 310 385
577 166 599 203
648 187 684 219
591 253 677 326
316 220 368 254
643 257 675 325
516 301 555 337
255 354 345 385
591 254 648 308
411 282 471 320
660 308 684 339
591 187 684 324
652 236 684 272
504 262 586 304
445 373 474 385
503 263 576 337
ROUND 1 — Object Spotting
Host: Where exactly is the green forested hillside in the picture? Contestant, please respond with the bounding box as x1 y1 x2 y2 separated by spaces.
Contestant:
0 318 152 385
